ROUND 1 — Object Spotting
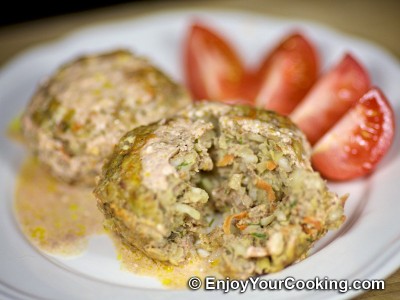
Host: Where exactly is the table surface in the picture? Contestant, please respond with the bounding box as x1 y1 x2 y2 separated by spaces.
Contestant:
0 1 399 299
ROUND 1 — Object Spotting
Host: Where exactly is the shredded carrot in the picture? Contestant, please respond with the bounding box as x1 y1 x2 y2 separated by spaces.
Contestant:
265 160 277 171
302 217 322 230
72 122 83 132
216 154 235 167
255 179 276 202
236 223 248 231
302 225 312 235
223 211 248 234
340 194 349 208
223 215 234 234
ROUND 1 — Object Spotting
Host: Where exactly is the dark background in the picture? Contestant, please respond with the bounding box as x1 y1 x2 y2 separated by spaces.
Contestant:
1 0 399 67
0 1 142 26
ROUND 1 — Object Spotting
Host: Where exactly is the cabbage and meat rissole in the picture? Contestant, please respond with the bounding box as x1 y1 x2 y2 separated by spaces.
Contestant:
21 50 190 185
94 101 346 279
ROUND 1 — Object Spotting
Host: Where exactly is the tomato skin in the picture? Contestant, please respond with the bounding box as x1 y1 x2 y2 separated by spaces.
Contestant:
238 71 259 103
184 23 246 102
255 33 319 115
291 53 370 145
312 87 395 181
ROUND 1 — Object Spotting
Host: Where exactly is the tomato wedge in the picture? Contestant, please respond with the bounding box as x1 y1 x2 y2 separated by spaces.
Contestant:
291 53 370 145
184 23 248 103
254 33 319 115
312 87 395 181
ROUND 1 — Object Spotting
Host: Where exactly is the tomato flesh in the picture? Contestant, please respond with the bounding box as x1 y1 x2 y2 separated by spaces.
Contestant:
184 23 247 102
291 53 370 144
255 33 319 115
312 87 395 181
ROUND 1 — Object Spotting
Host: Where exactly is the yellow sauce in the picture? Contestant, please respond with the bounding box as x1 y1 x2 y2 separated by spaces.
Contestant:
113 236 219 288
14 157 104 256
14 157 218 288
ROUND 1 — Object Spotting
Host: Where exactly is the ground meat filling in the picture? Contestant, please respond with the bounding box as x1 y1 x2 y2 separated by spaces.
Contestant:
95 102 346 278
22 50 190 185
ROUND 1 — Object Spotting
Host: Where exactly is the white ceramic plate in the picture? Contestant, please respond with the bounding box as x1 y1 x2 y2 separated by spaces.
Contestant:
0 9 399 300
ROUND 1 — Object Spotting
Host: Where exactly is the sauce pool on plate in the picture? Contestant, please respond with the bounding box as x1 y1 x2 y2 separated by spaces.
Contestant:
14 157 104 255
14 157 218 288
